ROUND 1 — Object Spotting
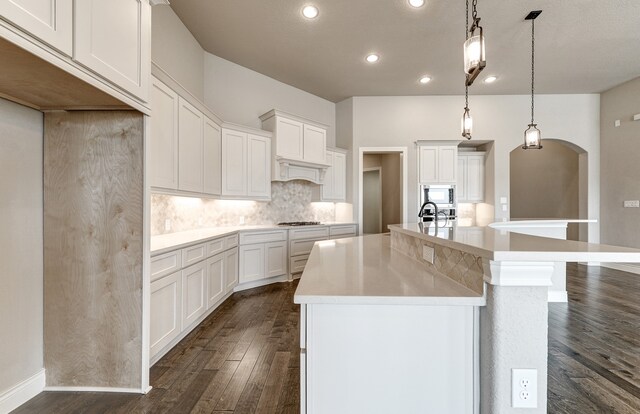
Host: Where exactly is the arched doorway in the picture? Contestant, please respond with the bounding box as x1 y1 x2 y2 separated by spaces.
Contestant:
509 139 588 241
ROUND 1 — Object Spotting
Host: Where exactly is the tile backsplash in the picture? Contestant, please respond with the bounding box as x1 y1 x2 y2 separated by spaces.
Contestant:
151 180 345 235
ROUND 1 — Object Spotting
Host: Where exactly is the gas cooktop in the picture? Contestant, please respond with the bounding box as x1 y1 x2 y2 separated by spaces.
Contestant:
277 221 321 226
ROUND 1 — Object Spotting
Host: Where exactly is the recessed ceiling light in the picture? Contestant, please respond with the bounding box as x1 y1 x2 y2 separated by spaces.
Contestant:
484 75 498 84
419 76 432 84
302 5 319 19
365 54 379 63
408 0 425 8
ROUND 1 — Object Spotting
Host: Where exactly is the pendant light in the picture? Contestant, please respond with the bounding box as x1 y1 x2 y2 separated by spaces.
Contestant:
522 10 542 150
463 0 486 86
461 0 473 139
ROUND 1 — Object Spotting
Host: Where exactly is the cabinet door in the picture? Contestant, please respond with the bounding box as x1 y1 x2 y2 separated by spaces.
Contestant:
303 124 327 164
150 271 182 357
239 244 265 283
203 118 222 195
182 261 207 328
438 146 458 183
457 157 467 202
221 129 247 196
418 147 438 183
466 155 484 202
74 0 151 101
333 152 346 201
321 151 335 200
265 241 287 278
247 134 271 198
178 97 204 193
207 253 225 308
0 0 72 55
224 248 238 292
150 77 179 189
276 117 304 159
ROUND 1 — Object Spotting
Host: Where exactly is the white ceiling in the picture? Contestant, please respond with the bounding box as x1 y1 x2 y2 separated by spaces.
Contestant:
169 0 640 102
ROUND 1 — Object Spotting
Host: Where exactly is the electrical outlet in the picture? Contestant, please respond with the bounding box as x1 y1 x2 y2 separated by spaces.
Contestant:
422 245 434 264
512 369 537 408
623 200 640 208
164 219 171 232
239 216 245 225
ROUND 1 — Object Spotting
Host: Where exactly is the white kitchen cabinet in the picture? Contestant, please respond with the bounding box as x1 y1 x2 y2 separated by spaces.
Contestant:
457 152 485 203
181 261 207 329
150 77 179 190
313 148 347 202
238 229 288 287
239 244 265 283
418 144 458 184
203 118 222 195
224 248 238 293
206 253 225 308
150 271 182 358
221 128 271 200
74 0 150 101
265 241 287 278
178 97 204 193
260 110 330 184
247 134 271 199
0 0 73 56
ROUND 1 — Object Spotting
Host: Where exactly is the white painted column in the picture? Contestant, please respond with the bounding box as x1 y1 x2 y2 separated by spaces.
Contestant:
480 260 555 414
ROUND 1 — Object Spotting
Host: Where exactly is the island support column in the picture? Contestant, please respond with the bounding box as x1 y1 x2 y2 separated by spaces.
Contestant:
480 260 555 414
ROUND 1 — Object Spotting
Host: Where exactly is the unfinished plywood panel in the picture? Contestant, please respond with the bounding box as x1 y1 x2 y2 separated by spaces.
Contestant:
44 111 144 389
0 37 130 111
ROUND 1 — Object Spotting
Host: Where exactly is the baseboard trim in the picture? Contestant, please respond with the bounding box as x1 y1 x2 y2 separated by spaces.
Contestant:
44 386 144 394
600 262 640 275
0 369 45 413
234 275 289 292
548 290 568 303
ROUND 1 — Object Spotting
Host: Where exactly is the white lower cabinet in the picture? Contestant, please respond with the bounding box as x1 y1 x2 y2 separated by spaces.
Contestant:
207 253 225 307
182 261 207 329
150 271 182 358
265 241 287 278
224 248 239 292
238 230 288 287
239 244 265 283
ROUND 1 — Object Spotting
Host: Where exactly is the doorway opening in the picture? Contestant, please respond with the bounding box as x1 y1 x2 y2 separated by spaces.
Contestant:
509 139 588 241
359 148 408 235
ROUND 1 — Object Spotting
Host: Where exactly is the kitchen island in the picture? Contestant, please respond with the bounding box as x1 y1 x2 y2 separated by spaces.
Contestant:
295 222 640 414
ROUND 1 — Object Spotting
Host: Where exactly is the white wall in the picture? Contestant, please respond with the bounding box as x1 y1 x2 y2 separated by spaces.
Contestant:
0 99 43 394
204 53 336 147
348 94 600 243
151 6 204 100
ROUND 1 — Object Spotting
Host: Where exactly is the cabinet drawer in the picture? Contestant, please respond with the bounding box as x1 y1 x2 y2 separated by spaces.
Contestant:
290 254 310 274
289 227 329 241
290 238 327 257
240 230 287 245
151 250 182 282
206 237 225 257
182 243 206 267
330 225 357 238
225 234 239 249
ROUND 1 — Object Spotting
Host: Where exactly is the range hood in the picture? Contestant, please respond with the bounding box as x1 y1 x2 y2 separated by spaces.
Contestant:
273 156 330 185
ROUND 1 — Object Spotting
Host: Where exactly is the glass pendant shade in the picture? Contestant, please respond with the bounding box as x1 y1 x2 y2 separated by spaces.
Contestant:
522 123 542 149
464 34 484 74
461 107 473 139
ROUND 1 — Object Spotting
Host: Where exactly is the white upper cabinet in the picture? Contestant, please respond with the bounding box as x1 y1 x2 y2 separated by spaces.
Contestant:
178 97 204 193
0 0 73 55
150 77 179 190
247 134 271 199
203 118 222 196
418 143 458 184
457 152 485 203
221 128 248 197
313 148 347 202
74 0 151 102
260 110 330 184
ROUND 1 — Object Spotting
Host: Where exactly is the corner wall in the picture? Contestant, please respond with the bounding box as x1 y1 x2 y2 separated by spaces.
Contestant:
0 98 44 401
600 76 640 249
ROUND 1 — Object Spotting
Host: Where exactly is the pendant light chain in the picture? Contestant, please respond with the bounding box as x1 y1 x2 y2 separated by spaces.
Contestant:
465 0 469 108
472 0 478 23
531 18 535 124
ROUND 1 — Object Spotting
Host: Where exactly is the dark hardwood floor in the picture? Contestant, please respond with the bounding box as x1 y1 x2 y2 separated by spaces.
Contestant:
12 264 640 413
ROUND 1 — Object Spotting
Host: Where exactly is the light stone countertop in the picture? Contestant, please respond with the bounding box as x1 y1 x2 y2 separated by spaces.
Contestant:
293 234 485 306
151 222 358 256
389 223 640 263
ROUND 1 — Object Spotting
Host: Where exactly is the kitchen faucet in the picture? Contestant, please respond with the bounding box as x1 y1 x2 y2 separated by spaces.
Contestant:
418 201 439 222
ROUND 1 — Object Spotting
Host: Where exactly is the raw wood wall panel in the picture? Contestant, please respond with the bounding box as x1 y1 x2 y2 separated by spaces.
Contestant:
44 111 144 389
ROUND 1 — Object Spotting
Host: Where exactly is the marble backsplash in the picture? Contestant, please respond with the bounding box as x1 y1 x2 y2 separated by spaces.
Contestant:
151 180 343 235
